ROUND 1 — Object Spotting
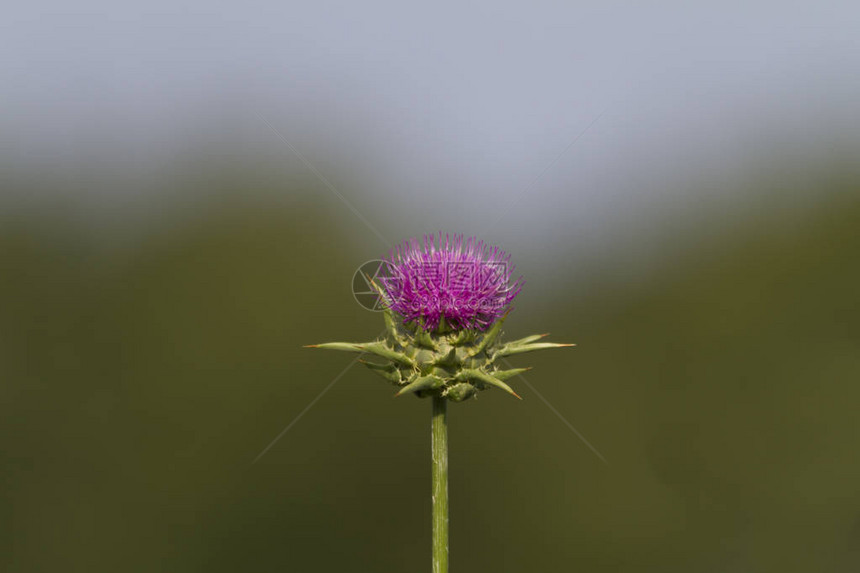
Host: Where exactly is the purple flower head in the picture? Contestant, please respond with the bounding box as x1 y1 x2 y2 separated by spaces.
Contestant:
380 233 523 331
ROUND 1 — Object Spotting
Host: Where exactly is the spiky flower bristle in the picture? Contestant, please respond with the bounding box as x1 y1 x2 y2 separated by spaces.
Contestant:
381 233 523 331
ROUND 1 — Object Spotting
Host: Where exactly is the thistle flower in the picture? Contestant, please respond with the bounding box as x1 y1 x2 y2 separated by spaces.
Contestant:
381 233 523 331
306 234 574 573
307 233 572 402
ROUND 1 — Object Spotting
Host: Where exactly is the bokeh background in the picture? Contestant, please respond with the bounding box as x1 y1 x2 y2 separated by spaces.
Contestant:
2 2 860 572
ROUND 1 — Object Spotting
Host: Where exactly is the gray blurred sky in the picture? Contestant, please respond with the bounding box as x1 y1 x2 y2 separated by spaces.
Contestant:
2 1 859 261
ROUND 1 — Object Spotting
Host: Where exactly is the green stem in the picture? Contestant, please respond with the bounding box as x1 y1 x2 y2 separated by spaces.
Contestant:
431 395 448 573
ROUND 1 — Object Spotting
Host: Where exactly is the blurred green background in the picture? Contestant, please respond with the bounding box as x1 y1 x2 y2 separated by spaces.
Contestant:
1 156 858 572
4 2 860 569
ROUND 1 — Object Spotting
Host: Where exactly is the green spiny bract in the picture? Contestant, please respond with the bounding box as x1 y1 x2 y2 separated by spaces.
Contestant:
307 306 573 403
